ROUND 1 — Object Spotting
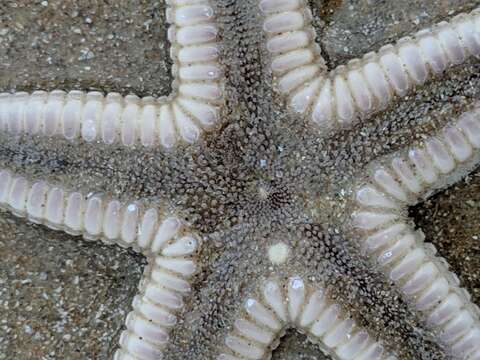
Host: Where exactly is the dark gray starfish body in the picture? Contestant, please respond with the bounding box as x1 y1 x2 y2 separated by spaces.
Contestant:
1 0 480 359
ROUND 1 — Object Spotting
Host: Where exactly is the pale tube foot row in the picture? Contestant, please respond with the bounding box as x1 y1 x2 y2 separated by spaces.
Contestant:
0 168 199 257
115 253 198 359
351 105 480 359
260 0 480 131
218 276 397 360
0 0 223 148
0 168 200 359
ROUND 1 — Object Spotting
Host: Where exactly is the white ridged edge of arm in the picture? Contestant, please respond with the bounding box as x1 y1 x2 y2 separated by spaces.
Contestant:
218 276 397 360
260 0 480 132
0 168 200 359
350 104 480 359
0 0 224 149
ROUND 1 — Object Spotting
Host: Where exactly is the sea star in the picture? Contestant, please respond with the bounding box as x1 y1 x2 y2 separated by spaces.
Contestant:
2 0 480 359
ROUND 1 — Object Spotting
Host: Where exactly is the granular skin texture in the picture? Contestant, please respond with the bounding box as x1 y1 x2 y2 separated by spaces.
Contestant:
1 0 480 359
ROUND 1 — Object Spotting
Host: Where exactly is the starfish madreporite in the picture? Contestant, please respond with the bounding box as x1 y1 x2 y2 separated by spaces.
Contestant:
2 0 480 359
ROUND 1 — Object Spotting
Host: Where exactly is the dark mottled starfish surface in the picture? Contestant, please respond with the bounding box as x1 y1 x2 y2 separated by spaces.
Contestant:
2 0 480 359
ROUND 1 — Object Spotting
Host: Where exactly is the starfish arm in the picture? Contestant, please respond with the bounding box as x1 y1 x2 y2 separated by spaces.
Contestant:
0 166 202 359
218 276 397 360
259 0 480 133
0 167 198 255
0 0 224 148
347 104 480 358
116 253 198 359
